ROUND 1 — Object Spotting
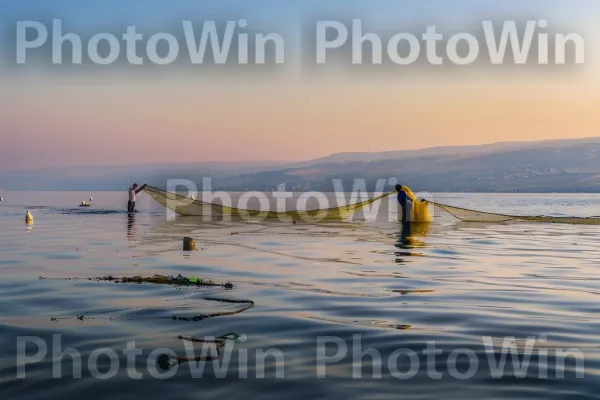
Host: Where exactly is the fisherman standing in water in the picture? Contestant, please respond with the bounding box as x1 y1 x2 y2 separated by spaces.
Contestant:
395 184 413 223
128 183 146 213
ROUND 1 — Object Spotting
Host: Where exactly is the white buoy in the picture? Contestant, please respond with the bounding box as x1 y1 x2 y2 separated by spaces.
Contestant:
0 197 3 202
25 210 34 224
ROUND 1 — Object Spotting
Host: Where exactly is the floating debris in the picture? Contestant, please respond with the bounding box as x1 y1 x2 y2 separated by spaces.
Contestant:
39 274 234 289
183 237 196 251
389 289 434 295
42 273 252 366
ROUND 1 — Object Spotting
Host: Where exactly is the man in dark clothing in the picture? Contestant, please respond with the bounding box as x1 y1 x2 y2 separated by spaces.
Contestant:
395 184 413 223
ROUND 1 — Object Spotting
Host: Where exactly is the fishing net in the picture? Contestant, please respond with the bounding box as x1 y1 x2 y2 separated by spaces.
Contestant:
426 201 600 225
401 186 433 223
142 185 394 221
143 185 600 225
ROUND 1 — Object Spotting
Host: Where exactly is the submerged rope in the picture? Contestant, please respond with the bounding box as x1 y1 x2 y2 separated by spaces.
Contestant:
171 297 255 321
49 297 255 323
158 332 244 370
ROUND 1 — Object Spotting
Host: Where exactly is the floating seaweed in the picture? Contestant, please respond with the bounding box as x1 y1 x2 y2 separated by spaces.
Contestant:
39 274 234 289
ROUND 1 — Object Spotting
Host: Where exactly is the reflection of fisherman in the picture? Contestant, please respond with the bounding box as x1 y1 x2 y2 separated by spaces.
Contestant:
127 214 136 240
395 184 413 223
400 220 412 241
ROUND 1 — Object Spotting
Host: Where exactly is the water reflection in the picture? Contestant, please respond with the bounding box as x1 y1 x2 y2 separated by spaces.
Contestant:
394 222 430 262
127 214 136 240
396 222 430 248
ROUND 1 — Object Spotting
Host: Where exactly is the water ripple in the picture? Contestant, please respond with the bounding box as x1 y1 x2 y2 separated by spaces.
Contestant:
2 193 600 399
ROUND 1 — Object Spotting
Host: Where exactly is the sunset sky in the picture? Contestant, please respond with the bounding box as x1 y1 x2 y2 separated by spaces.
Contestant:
1 0 599 170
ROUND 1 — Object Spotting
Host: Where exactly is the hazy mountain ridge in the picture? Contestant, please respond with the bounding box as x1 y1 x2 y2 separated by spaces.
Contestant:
298 136 600 165
209 138 600 192
2 138 600 192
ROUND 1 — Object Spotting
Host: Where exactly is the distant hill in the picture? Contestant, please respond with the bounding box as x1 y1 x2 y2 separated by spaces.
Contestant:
203 137 600 193
3 137 600 192
296 137 600 165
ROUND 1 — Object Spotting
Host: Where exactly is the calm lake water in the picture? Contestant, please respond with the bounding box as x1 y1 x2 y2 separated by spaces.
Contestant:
1 191 600 399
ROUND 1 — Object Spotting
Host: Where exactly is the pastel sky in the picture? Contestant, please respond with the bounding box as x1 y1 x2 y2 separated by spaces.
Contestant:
1 0 599 170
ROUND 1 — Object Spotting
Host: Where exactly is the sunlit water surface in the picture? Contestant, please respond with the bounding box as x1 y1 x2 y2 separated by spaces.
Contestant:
1 191 599 399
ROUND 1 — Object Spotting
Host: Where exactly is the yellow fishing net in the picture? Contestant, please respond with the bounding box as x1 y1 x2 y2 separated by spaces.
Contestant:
401 186 433 223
